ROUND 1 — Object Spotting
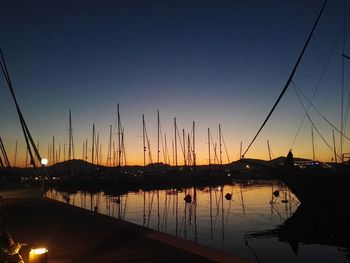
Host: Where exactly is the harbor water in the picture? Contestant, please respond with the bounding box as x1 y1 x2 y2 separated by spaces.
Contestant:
45 180 349 262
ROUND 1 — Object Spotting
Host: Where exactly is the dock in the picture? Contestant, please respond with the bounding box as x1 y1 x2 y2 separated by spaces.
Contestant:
0 187 253 263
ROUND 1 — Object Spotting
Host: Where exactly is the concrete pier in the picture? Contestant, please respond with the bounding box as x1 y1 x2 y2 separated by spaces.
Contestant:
0 188 253 263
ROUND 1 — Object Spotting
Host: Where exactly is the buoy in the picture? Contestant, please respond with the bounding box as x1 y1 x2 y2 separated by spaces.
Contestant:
273 190 280 197
225 193 232 200
184 194 192 203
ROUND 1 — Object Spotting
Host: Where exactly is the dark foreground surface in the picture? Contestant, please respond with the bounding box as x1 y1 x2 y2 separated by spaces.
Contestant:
0 187 252 263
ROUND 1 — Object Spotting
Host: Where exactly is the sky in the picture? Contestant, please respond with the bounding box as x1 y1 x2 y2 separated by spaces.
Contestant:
0 0 349 166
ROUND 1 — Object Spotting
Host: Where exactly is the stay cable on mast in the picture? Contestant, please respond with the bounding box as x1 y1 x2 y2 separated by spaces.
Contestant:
242 0 328 158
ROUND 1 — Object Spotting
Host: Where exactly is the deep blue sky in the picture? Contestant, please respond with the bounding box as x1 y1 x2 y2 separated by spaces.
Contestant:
0 0 348 165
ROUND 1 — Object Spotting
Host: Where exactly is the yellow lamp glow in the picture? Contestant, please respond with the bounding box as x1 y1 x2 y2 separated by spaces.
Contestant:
41 159 48 165
29 248 48 263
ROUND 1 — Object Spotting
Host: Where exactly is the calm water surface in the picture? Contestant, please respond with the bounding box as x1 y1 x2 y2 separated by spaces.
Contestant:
46 180 349 262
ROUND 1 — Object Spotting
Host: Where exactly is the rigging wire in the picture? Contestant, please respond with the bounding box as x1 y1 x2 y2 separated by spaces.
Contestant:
242 0 328 158
293 86 342 160
293 82 350 141
290 23 345 149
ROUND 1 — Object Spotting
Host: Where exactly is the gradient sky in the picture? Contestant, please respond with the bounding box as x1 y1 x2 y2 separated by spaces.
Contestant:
0 0 349 166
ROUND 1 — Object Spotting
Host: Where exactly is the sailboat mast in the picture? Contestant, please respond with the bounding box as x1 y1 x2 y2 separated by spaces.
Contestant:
96 133 100 165
182 129 186 166
109 125 112 166
157 110 160 166
52 136 55 164
193 121 196 168
82 141 85 160
117 104 121 167
332 129 337 163
174 117 177 168
92 123 95 165
68 110 72 160
240 141 242 159
267 140 272 161
311 126 315 161
58 142 61 163
14 139 17 167
219 124 222 165
143 114 146 168
340 0 346 163
208 128 211 166
85 139 88 161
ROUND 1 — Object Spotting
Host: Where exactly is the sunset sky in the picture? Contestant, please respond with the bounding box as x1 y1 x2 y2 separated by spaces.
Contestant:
0 0 349 166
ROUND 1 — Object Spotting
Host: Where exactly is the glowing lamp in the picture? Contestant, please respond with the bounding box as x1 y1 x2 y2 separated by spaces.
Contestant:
29 248 48 263
41 159 48 165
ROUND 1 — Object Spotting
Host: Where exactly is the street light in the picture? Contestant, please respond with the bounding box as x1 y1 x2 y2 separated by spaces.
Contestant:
29 248 48 263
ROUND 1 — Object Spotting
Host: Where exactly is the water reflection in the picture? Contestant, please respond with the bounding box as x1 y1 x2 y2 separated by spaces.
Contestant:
46 180 349 262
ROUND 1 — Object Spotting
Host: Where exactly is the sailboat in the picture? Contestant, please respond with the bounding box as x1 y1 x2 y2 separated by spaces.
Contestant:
241 0 350 210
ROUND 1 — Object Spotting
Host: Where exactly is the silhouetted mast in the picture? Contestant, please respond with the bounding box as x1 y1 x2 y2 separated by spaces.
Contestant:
121 127 127 165
219 124 222 165
157 110 160 166
96 132 100 165
242 0 328 157
142 114 146 168
174 117 178 168
14 139 18 167
117 104 122 167
82 141 85 160
109 125 112 166
0 49 42 167
192 121 196 168
58 142 61 163
208 128 211 166
332 129 337 163
267 140 272 161
239 141 242 160
68 110 75 160
85 139 88 161
52 136 55 164
0 137 10 167
182 128 186 166
311 126 315 161
92 123 95 164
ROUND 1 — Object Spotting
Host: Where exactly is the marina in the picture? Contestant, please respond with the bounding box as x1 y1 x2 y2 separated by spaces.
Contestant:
1 0 350 262
45 181 350 262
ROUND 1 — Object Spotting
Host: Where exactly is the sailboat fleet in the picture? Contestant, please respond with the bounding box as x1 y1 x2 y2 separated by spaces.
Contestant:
0 1 350 210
